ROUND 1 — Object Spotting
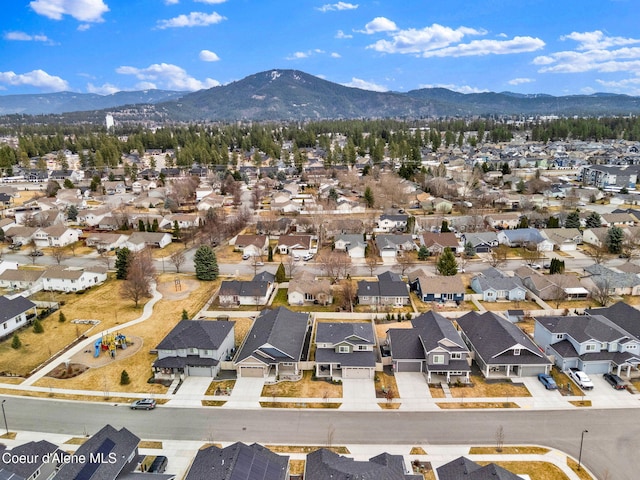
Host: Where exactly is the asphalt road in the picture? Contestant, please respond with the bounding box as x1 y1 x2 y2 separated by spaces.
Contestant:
2 397 638 479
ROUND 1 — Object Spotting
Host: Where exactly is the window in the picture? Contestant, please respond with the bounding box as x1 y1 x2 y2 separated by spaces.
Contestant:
450 353 462 359
338 345 349 353
432 354 445 364
513 348 521 356
585 344 596 352
555 334 563 340
357 345 368 351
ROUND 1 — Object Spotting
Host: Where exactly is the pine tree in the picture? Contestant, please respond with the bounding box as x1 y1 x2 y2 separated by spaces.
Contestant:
67 204 78 222
194 245 219 280
32 319 44 333
606 226 624 254
11 334 21 349
417 245 429 260
564 211 581 229
115 247 132 279
120 370 131 385
440 220 450 233
464 241 475 257
436 247 458 276
181 309 189 320
268 245 273 262
363 186 375 208
59 311 66 323
275 262 286 282
585 211 602 228
138 219 146 232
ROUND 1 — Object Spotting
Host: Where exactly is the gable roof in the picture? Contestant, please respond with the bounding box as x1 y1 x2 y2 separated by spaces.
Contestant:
536 314 633 343
0 440 64 478
305 449 418 480
0 296 36 324
456 311 550 365
316 322 375 345
437 456 523 480
185 442 289 480
236 307 309 364
585 301 640 339
219 280 272 298
156 320 234 351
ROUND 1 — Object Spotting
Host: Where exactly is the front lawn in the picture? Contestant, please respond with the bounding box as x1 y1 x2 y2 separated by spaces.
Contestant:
261 371 342 398
448 376 531 398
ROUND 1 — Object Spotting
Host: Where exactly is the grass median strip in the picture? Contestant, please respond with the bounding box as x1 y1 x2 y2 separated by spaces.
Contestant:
437 402 520 409
469 446 550 455
260 402 341 408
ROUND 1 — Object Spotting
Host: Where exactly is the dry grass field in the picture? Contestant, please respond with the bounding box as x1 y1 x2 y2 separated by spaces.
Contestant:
30 274 215 394
262 371 342 398
477 461 570 480
448 376 531 398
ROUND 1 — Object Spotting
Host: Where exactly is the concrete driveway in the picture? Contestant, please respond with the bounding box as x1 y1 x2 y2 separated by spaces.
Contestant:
394 373 433 410
224 377 265 408
580 374 638 408
166 377 212 407
340 378 378 411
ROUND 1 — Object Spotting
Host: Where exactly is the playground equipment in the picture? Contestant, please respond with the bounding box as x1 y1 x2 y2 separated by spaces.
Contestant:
93 332 129 358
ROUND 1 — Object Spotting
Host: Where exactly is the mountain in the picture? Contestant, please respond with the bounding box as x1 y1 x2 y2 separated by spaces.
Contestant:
0 90 185 115
2 69 640 121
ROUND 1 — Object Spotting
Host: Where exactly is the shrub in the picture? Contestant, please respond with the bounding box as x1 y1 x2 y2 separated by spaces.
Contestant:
120 370 131 385
11 334 21 349
32 319 44 333
59 312 66 323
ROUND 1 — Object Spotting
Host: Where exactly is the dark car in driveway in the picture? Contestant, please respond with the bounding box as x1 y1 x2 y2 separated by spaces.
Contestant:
603 372 627 390
130 398 157 410
537 373 558 390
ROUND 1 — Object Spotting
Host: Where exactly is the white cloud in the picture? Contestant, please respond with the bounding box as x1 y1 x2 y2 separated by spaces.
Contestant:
115 63 219 90
157 11 225 29
165 0 179 4
367 23 484 54
331 52 341 58
561 30 640 51
421 36 545 58
508 77 535 85
199 49 220 62
77 23 91 31
286 51 309 60
361 17 397 34
195 0 227 3
29 0 109 22
342 77 387 92
317 2 358 12
87 82 120 94
0 69 69 91
4 31 51 43
335 30 352 39
419 83 489 94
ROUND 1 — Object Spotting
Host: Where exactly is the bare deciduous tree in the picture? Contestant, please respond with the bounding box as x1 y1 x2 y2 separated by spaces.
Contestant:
51 246 67 265
584 244 606 265
121 249 157 307
590 278 612 307
489 244 509 268
169 250 186 273
318 251 351 283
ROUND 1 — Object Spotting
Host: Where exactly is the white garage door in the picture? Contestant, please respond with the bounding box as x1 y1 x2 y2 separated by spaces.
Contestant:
342 367 372 379
187 365 212 377
240 366 264 378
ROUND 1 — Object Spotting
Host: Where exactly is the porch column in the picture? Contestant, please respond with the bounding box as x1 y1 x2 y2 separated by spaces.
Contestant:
616 365 622 376
506 365 511 377
446 373 451 383
485 366 490 377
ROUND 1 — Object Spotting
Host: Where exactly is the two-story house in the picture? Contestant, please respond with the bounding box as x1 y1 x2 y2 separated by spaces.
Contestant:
534 313 640 377
0 295 37 340
314 322 377 380
0 440 68 480
42 266 108 293
357 271 410 307
33 225 81 248
376 213 408 233
387 311 471 384
153 319 235 378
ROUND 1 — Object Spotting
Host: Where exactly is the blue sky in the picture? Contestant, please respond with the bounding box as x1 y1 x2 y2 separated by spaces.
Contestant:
2 0 640 97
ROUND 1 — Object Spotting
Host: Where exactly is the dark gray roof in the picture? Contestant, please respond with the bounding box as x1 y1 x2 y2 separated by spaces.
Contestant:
316 322 375 345
586 301 640 338
412 311 468 354
584 264 640 288
536 315 633 344
457 312 550 366
56 424 139 480
0 296 36 324
185 442 288 480
219 280 271 298
156 320 234 351
437 456 523 480
253 271 275 283
305 449 415 480
235 307 309 365
0 440 63 478
153 355 219 369
500 228 545 244
388 329 426 360
472 275 524 293
315 349 376 367
358 273 409 299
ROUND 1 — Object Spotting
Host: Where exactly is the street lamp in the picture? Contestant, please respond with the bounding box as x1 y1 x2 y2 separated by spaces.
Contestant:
1 400 8 436
578 429 588 470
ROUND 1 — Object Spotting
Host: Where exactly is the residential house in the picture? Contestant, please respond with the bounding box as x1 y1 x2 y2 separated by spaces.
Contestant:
231 234 269 258
56 425 145 480
357 271 410 307
408 270 465 304
579 164 640 190
387 311 471 383
256 217 292 235
376 213 408 233
581 226 609 248
77 207 110 226
314 322 377 380
0 269 44 290
0 295 37 339
456 311 552 378
288 270 333 306
583 264 640 296
534 313 640 377
460 231 499 254
185 442 289 480
484 212 520 230
0 217 16 233
419 232 461 255
0 440 68 480
234 307 310 378
333 233 367 259
166 213 199 229
5 226 37 245
85 232 128 251
375 234 415 259
497 228 554 251
470 268 527 302
601 212 637 227
153 319 235 378
540 228 583 252
305 449 419 480
218 272 276 306
275 234 315 256
124 232 172 252
33 225 81 248
437 456 523 480
42 266 108 292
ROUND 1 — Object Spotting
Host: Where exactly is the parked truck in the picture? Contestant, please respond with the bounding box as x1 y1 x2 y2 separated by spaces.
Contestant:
568 368 594 390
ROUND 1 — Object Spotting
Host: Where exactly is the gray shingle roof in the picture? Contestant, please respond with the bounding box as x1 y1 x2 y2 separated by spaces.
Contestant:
155 320 234 351
305 449 415 480
219 280 271 298
586 301 640 338
437 456 523 480
185 442 289 480
315 322 375 345
0 440 63 478
235 307 309 365
0 296 35 324
536 315 633 343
